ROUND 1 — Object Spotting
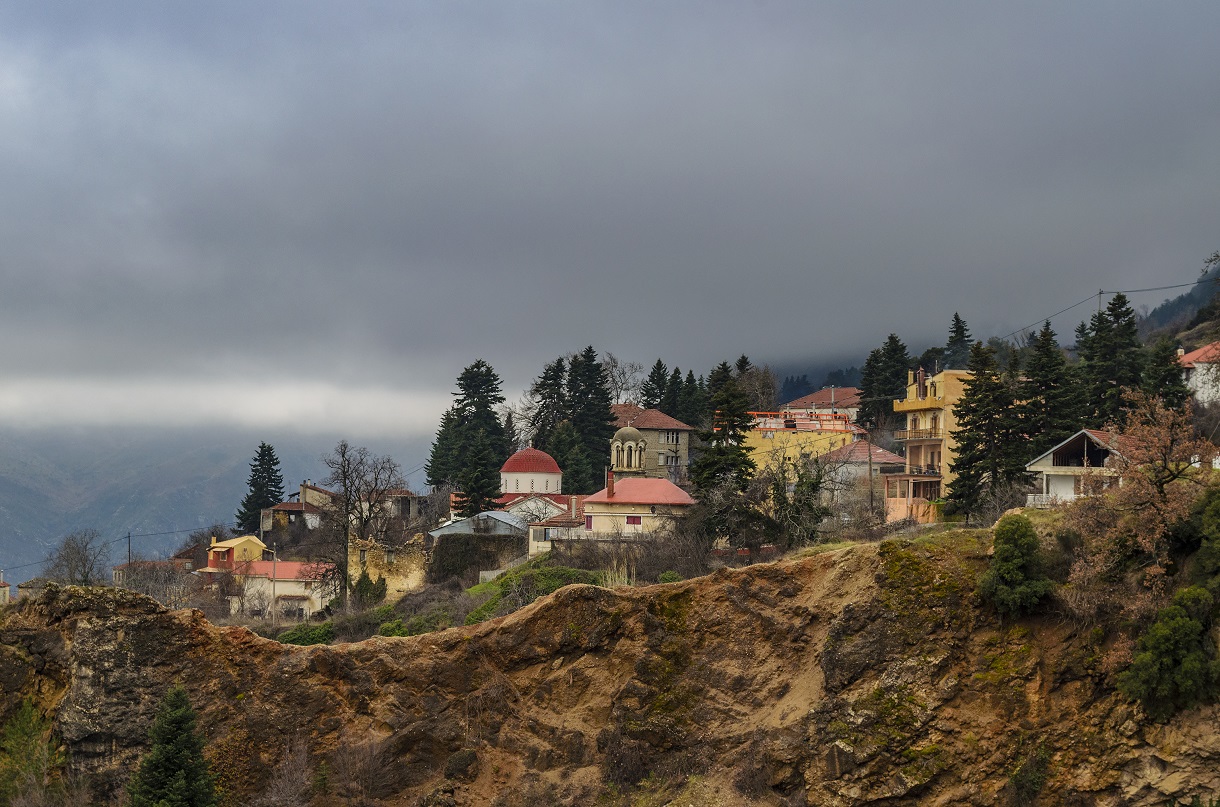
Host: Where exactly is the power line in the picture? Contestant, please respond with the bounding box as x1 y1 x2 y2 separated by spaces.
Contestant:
3 522 242 576
1000 277 1217 342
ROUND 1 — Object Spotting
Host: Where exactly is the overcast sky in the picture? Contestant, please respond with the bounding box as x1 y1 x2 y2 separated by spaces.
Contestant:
2 1 1218 440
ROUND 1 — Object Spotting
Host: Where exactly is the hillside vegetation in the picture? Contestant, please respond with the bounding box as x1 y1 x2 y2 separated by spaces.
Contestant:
6 517 1220 806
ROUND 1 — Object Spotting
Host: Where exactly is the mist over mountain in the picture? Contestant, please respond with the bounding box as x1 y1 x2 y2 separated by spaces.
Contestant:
0 426 429 585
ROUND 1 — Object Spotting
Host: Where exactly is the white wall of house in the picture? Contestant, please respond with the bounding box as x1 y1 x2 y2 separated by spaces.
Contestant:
501 470 563 494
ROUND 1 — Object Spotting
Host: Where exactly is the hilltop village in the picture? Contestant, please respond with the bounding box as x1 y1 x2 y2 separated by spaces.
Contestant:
10 293 1216 626
10 288 1220 805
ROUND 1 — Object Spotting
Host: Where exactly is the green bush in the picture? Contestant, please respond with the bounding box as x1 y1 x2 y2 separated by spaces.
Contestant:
658 571 683 584
1009 743 1051 803
464 562 601 625
128 686 216 807
351 570 387 610
0 700 64 803
277 621 335 646
1118 586 1220 721
979 514 1053 616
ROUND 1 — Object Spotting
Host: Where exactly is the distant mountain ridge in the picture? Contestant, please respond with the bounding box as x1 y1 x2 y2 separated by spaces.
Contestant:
0 427 428 586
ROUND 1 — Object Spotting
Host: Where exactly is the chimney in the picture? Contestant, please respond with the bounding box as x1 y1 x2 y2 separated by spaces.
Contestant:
607 470 615 498
1178 347 1186 357
570 496 577 518
210 535 217 546
907 370 915 385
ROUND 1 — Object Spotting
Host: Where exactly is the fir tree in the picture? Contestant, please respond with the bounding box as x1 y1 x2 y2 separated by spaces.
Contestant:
527 357 567 452
547 419 594 494
915 346 945 375
947 342 1027 516
980 513 1052 616
455 431 501 517
640 359 669 409
564 346 616 469
425 407 463 488
735 355 753 376
660 367 682 416
859 334 910 428
1077 293 1144 426
128 686 216 807
944 313 972 369
1143 336 1190 410
235 442 285 534
427 360 511 494
705 361 734 403
1021 322 1082 458
453 359 511 461
779 374 813 404
690 375 756 494
503 411 520 453
677 369 706 427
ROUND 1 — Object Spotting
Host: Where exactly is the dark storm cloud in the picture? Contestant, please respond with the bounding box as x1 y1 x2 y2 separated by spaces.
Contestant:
1 2 1218 434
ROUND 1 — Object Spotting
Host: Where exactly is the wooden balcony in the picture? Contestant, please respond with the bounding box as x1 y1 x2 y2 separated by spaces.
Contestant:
895 428 943 441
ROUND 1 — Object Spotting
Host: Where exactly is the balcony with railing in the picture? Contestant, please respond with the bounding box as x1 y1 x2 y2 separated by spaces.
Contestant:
905 464 942 477
895 428 943 441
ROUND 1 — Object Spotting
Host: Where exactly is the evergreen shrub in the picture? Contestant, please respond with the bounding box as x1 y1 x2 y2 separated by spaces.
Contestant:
980 514 1053 616
1118 586 1220 721
128 686 216 807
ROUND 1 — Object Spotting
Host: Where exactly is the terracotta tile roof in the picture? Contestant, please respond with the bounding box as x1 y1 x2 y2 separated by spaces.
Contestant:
1179 341 1220 368
782 387 863 410
501 447 563 475
818 441 905 465
611 403 644 427
611 403 693 431
1082 429 1139 458
240 560 331 581
495 492 579 508
584 477 696 507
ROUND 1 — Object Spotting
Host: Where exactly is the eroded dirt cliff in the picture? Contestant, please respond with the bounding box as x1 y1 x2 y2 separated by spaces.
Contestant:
3 533 1220 806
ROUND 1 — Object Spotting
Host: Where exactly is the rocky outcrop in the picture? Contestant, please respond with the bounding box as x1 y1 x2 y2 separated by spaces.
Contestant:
4 534 1220 805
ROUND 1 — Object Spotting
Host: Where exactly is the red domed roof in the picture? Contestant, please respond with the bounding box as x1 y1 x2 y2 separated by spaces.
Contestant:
501 447 562 475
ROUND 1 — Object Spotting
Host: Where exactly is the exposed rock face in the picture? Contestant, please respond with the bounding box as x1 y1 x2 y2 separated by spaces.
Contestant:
3 535 1220 805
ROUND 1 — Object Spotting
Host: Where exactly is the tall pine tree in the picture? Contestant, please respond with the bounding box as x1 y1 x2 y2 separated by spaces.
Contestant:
527 357 568 452
128 687 216 807
565 346 616 470
547 419 594 494
454 431 502 517
677 369 706 427
640 359 669 409
1077 293 1144 426
859 334 910 427
947 342 1027 516
1020 321 1083 459
660 367 682 417
690 375 756 494
425 360 511 494
1143 336 1190 410
235 442 284 534
425 408 463 488
944 313 972 369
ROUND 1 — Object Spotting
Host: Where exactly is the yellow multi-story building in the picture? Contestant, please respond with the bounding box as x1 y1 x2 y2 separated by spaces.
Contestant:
884 368 971 523
743 411 863 473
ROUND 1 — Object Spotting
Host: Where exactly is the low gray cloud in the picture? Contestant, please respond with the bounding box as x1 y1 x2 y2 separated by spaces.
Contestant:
1 2 1218 436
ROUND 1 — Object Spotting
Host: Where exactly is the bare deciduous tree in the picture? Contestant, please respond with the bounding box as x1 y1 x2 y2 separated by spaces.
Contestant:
602 352 644 404
255 736 313 807
43 529 109 586
117 555 200 608
317 441 405 608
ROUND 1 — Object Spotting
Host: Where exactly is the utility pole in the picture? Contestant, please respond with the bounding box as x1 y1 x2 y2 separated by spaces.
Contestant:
867 433 875 511
126 532 132 566
271 542 277 625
